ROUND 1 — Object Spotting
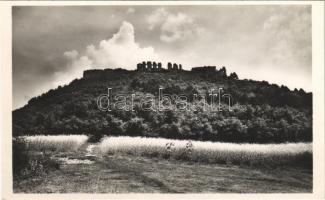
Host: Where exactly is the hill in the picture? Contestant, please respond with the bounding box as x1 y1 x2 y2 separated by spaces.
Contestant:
12 66 312 143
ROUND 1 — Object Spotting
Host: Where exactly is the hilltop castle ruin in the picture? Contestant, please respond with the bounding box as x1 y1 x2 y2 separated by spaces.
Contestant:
83 62 231 80
136 61 182 72
191 66 227 78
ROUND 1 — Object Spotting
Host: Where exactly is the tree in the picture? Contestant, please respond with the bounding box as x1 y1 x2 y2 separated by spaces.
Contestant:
158 123 181 139
108 116 125 135
216 117 247 142
229 72 239 80
165 110 178 124
124 117 149 136
218 66 227 78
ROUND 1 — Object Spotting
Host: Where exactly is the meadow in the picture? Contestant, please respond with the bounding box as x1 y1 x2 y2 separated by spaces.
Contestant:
19 135 312 167
20 135 89 151
13 135 313 193
97 136 312 167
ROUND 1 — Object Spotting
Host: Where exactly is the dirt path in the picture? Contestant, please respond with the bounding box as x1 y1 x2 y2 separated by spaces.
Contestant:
13 144 313 193
85 143 179 192
98 156 180 193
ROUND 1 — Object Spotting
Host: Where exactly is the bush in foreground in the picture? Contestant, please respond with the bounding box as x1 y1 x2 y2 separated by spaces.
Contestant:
13 137 60 179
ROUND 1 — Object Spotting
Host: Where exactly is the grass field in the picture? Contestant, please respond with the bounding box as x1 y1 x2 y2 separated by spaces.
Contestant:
14 153 312 193
21 135 89 151
97 136 312 167
13 135 313 193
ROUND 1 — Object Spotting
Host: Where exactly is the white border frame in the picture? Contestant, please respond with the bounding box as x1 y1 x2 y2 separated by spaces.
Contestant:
1 1 324 199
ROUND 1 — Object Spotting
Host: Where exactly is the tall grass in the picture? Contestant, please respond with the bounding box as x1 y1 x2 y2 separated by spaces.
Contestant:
97 136 312 167
19 135 312 167
22 135 89 152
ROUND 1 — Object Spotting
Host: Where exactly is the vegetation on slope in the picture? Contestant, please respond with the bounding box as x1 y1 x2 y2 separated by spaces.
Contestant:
13 68 312 143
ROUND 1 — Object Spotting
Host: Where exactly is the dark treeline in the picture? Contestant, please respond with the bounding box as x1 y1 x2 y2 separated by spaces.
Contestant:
13 69 312 143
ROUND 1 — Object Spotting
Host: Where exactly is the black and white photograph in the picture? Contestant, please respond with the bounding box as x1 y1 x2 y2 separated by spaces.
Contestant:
1 1 324 198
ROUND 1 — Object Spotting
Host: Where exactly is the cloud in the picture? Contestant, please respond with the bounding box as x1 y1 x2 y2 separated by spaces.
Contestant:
84 21 159 68
147 8 202 42
147 8 168 30
63 50 78 60
53 55 92 87
126 8 135 14
56 21 158 87
261 7 311 70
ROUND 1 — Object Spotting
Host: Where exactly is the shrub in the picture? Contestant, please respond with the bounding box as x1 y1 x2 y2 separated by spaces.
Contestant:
13 137 30 177
13 137 60 179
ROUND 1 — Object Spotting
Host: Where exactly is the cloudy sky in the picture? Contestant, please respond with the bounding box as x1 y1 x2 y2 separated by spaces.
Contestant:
13 5 311 109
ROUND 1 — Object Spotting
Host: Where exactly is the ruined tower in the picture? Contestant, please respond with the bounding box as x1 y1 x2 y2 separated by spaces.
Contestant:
136 61 183 72
147 61 152 70
142 61 146 70
137 63 142 71
167 62 172 70
173 63 178 70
